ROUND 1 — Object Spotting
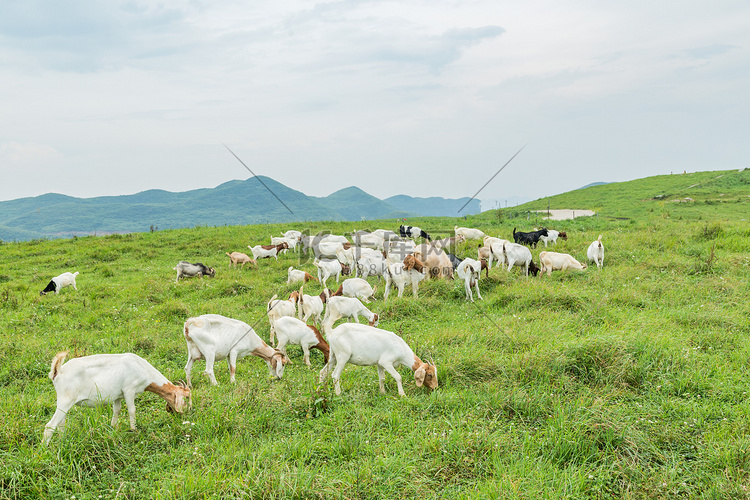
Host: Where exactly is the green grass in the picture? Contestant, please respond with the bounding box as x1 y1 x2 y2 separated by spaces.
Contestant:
1 176 750 498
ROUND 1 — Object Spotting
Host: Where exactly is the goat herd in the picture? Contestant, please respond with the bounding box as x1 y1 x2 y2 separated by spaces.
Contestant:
41 223 604 443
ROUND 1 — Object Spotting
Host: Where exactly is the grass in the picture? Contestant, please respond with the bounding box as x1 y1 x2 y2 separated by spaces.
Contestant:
1 176 750 498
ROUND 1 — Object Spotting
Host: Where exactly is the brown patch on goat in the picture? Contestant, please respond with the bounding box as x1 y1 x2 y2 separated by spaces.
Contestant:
303 272 316 282
368 313 379 327
479 259 489 278
145 381 190 413
48 351 68 381
331 285 343 297
342 242 352 250
403 254 424 273
528 260 541 277
559 231 568 240
288 291 300 304
306 325 330 362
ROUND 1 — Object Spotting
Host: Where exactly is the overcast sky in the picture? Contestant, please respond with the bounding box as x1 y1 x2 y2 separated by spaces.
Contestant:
1 1 748 207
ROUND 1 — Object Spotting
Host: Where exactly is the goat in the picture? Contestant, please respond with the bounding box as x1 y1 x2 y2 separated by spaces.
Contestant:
512 228 548 248
413 243 453 279
298 286 332 327
271 236 298 253
503 242 540 276
454 226 486 241
287 266 317 284
431 234 466 251
249 242 289 261
539 229 567 247
173 261 215 283
587 235 604 268
356 253 389 280
383 255 427 300
455 257 483 302
267 292 300 344
226 252 257 269
40 271 79 296
322 296 379 330
539 251 587 276
318 323 437 396
273 316 330 366
313 259 345 287
44 352 190 443
399 225 431 241
184 314 288 386
352 231 385 251
332 278 376 303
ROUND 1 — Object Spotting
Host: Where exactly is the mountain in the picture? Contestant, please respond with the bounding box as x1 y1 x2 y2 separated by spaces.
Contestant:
384 195 481 217
0 177 481 241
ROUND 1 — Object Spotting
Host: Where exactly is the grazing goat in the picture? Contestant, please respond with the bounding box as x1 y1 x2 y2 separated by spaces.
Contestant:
44 352 190 443
431 234 466 250
372 229 399 241
383 255 427 300
319 323 437 396
282 229 303 240
539 229 567 247
298 286 332 327
384 239 416 263
352 231 385 251
539 251 587 276
184 314 288 386
332 278 376 303
512 228 548 248
399 225 431 241
313 259 345 287
413 243 453 279
455 258 483 302
356 253 389 280
173 262 216 283
40 271 79 296
287 266 317 284
503 243 540 276
267 292 300 344
454 226 486 241
587 235 604 268
226 252 256 269
271 236 298 253
323 296 379 329
273 316 330 366
249 242 289 261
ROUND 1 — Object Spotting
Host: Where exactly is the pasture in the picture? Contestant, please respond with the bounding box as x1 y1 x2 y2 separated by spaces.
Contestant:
1 193 750 498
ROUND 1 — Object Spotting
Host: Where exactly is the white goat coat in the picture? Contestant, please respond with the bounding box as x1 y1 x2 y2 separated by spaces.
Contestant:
503 243 534 275
539 251 587 276
587 235 604 268
339 278 376 302
319 323 435 396
323 296 378 328
455 258 483 302
383 262 426 300
184 314 286 386
44 352 189 443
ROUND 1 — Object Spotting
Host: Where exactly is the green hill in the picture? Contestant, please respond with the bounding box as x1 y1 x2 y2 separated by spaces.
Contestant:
476 168 750 223
313 186 417 221
385 194 481 217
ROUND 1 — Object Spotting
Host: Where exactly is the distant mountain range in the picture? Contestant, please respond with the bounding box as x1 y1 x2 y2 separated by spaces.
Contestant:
0 177 480 241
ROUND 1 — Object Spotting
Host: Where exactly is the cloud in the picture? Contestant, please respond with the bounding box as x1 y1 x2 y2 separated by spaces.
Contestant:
683 44 738 60
0 141 60 164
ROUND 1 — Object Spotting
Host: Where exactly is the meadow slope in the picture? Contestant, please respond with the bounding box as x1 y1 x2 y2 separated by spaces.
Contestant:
1 182 750 498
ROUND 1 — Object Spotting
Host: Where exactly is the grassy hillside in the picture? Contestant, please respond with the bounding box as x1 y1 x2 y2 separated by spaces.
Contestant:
1 186 750 498
501 168 750 222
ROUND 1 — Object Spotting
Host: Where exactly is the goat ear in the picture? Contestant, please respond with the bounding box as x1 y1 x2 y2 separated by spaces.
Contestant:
414 366 426 387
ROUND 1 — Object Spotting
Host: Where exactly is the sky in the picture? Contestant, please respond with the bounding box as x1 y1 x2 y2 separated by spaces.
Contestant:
1 0 748 208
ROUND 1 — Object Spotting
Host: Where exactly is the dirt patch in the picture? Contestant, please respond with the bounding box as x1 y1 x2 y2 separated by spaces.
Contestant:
533 209 596 220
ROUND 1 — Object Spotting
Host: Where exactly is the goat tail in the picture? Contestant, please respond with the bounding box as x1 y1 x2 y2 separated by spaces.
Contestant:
267 294 279 311
49 351 69 381
72 271 79 277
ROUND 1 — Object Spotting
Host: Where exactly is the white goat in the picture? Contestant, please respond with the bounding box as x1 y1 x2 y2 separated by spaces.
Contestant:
587 235 604 268
539 229 567 247
273 316 330 367
503 242 537 276
184 314 288 386
40 271 79 295
333 278 376 302
455 225 486 241
318 323 438 396
298 286 331 327
383 255 427 300
287 266 317 284
44 352 191 443
267 292 300 344
323 296 379 329
455 257 483 302
313 259 344 287
356 253 389 280
248 242 288 261
539 251 588 276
